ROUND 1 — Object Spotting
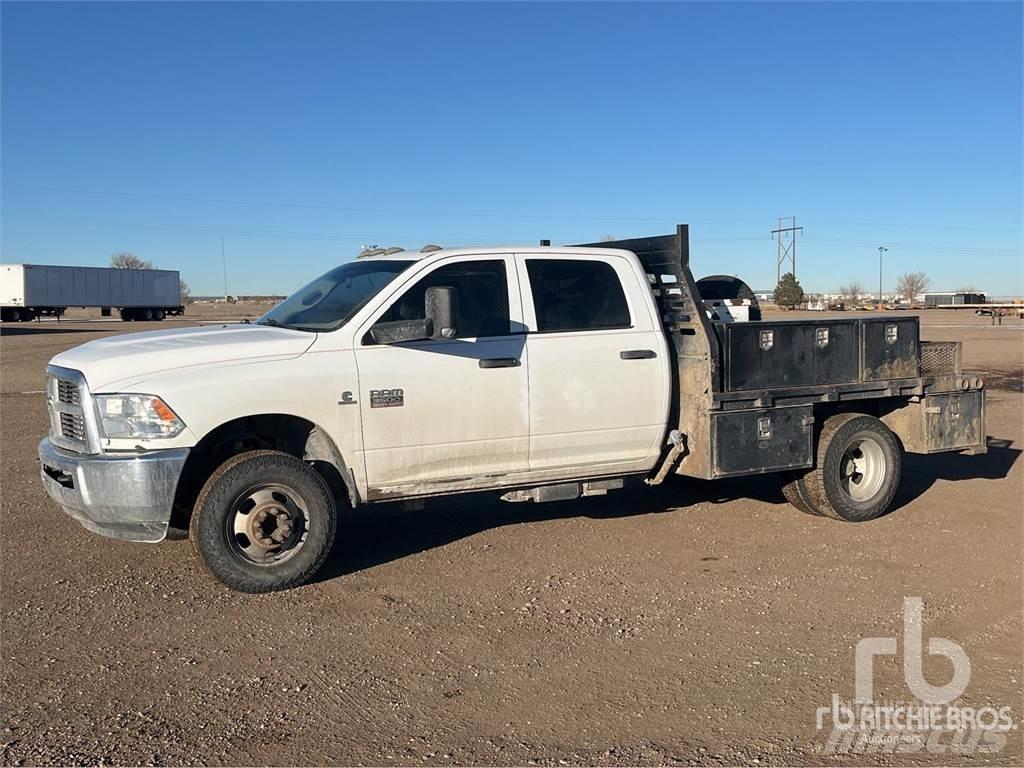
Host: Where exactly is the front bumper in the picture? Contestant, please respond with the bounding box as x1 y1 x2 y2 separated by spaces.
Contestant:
38 437 190 543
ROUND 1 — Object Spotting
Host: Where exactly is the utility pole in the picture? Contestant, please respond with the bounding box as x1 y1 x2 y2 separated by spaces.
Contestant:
221 236 228 301
771 216 803 285
878 246 888 304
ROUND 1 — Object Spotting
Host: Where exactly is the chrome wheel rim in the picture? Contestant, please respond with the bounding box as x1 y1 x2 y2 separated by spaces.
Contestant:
839 436 886 502
227 484 309 565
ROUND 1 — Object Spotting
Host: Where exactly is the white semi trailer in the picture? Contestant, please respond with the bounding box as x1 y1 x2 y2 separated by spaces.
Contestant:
0 264 183 322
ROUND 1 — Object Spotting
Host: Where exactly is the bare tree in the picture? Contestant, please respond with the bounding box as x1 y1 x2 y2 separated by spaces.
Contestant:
896 272 930 302
179 279 192 304
110 252 154 270
839 281 863 301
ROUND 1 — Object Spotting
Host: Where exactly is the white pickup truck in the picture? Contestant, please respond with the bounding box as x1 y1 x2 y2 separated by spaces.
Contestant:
39 226 986 592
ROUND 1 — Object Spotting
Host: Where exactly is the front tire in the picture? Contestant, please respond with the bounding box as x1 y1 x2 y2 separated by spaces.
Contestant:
190 450 337 592
794 413 902 522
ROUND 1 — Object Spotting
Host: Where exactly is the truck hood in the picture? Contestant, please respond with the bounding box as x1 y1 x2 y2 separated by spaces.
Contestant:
49 324 317 391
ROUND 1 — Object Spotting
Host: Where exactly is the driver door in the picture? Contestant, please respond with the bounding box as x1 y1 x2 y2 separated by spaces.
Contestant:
354 255 529 494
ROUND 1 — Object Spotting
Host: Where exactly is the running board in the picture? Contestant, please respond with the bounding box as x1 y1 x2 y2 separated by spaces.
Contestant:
500 478 624 503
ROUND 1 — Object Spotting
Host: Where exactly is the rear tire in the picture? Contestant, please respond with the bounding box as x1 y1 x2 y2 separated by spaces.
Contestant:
142 308 154 321
154 309 165 321
190 450 337 593
781 472 823 516
799 413 902 522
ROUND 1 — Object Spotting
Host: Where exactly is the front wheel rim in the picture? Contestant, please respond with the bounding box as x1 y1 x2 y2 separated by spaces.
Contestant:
838 435 887 502
227 483 310 565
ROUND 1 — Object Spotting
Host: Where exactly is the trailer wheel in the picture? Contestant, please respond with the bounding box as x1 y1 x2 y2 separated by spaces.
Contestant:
8 308 22 322
799 413 902 522
190 450 337 593
154 309 165 321
120 309 133 321
142 308 154 321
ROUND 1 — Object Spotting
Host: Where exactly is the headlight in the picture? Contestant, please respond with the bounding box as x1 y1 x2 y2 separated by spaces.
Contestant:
95 394 186 439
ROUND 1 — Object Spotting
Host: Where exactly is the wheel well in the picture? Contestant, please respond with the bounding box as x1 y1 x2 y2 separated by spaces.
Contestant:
170 414 355 531
810 399 907 449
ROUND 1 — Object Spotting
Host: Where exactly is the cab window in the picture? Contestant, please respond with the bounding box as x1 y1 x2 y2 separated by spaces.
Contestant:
377 260 511 339
526 259 631 332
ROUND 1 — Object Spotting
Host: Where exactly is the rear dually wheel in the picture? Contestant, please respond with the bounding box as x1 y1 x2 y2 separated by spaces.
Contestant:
785 413 902 522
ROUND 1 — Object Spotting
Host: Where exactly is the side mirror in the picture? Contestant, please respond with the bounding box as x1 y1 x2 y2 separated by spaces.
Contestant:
425 286 458 339
369 318 434 345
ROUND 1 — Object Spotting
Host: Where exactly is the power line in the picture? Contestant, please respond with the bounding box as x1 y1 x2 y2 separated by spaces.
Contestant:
13 184 763 225
6 215 770 246
803 236 1020 257
14 184 1021 234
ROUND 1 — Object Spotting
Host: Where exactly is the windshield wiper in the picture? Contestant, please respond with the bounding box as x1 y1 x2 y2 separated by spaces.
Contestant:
257 316 319 333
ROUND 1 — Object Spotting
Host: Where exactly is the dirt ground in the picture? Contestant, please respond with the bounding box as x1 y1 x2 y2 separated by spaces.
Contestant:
1 310 1021 766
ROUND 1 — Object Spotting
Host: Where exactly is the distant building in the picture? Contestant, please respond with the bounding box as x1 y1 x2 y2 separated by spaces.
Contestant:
919 291 986 306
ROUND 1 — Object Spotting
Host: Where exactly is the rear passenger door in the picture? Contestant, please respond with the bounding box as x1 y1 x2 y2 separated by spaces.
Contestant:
516 253 669 474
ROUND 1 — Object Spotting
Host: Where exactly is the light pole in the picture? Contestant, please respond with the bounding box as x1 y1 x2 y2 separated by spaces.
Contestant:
221 235 228 301
878 246 888 305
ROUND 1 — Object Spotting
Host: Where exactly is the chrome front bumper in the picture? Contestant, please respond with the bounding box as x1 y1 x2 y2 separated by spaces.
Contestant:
38 437 190 543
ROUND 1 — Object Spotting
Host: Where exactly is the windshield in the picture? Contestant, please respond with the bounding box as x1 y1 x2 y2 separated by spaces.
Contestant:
258 259 414 332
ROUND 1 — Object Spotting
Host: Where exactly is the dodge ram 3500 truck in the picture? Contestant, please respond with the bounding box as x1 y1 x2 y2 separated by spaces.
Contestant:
38 226 986 592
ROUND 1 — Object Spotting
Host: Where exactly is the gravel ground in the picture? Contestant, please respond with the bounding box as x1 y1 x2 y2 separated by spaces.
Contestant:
1 311 1021 766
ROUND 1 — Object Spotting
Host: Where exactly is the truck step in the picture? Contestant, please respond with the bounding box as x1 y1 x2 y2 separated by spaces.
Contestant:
500 478 624 504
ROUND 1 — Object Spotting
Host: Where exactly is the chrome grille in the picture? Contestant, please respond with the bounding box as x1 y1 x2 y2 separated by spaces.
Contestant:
56 378 80 405
60 412 86 441
46 366 100 454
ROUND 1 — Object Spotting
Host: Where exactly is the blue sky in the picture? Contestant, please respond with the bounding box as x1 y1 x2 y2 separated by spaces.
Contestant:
2 1 1021 296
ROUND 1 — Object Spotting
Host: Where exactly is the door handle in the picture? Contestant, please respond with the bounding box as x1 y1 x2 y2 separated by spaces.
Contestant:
479 357 521 369
620 349 656 360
